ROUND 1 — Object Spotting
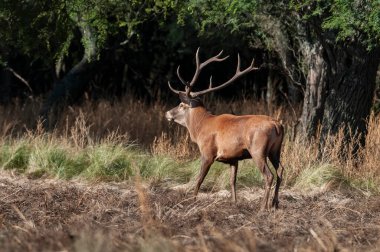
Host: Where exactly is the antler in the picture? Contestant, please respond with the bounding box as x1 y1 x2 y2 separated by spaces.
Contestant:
189 48 229 87
167 65 189 94
190 54 258 97
167 48 258 97
167 80 181 94
168 48 229 96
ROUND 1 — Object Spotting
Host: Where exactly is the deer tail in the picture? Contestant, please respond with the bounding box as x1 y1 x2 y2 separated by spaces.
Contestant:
275 122 284 136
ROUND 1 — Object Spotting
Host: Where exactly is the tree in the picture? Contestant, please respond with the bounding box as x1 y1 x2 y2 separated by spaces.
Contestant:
178 0 380 153
293 0 380 152
1 0 379 153
0 0 178 128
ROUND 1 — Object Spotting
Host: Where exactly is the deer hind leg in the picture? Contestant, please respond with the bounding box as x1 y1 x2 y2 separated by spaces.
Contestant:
193 156 214 198
251 153 274 210
230 161 238 203
269 152 284 209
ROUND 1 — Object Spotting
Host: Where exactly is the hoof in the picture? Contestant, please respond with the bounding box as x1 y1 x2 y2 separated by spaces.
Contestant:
272 200 279 209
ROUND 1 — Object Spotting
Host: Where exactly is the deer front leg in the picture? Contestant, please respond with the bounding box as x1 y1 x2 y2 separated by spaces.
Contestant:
230 161 238 203
193 156 214 198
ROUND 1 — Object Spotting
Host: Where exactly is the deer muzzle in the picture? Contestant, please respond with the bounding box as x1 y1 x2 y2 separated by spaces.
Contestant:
165 111 174 122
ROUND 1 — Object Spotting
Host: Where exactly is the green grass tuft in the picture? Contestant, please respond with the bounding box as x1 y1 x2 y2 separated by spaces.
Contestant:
0 137 267 190
0 131 378 195
294 164 349 190
1 143 31 172
83 145 133 181
238 160 264 187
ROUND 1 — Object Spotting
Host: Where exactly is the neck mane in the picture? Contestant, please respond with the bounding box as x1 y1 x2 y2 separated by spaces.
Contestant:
185 106 212 142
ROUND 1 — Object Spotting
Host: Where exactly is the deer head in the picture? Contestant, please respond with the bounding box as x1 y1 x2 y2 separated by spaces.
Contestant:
165 48 259 124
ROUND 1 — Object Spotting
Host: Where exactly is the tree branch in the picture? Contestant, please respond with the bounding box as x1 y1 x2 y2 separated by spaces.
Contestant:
5 67 33 92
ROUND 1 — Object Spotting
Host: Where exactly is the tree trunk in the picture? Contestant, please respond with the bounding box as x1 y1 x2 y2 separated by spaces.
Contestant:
321 46 380 151
299 42 380 154
299 43 328 139
39 20 97 129
39 58 95 129
266 68 280 113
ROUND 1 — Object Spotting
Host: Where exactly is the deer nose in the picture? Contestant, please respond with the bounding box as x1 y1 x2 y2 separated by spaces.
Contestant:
165 111 173 121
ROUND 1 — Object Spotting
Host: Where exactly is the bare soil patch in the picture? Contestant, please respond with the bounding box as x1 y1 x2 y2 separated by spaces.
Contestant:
0 173 379 251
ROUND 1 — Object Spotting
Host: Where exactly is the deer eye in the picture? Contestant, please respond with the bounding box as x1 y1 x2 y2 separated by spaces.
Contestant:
180 103 188 109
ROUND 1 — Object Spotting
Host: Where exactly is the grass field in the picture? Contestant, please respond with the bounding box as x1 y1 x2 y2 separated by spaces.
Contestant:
0 97 379 251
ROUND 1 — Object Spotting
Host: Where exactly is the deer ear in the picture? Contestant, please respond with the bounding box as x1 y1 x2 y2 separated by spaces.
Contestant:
179 92 190 104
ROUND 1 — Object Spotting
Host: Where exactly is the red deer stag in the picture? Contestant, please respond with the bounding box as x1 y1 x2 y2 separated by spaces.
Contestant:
165 48 285 210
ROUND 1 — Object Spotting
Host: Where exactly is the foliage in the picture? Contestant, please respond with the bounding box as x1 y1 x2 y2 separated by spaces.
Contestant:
324 0 380 47
0 0 379 156
291 0 380 48
178 0 258 34
0 0 178 66
3 0 377 96
1 0 379 89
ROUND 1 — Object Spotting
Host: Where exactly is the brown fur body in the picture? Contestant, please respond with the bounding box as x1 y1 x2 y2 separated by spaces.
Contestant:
166 48 284 210
166 104 285 210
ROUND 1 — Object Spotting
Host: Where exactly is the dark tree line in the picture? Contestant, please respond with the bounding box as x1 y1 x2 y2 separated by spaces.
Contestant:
0 0 379 153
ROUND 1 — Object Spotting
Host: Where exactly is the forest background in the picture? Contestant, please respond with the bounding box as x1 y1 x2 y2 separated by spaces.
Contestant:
0 1 380 250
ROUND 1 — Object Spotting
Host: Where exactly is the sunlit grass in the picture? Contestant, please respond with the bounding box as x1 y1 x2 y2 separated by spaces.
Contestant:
0 97 379 193
294 164 348 190
1 143 31 172
0 134 266 190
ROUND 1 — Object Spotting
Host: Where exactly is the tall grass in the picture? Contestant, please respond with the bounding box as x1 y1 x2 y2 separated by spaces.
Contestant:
0 96 379 193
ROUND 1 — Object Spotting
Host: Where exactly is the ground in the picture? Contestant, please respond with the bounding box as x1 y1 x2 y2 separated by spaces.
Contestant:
0 172 379 251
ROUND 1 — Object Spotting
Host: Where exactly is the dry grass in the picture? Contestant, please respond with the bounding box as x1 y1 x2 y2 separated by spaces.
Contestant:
0 96 379 191
0 172 379 251
281 114 380 192
0 96 380 251
0 95 296 147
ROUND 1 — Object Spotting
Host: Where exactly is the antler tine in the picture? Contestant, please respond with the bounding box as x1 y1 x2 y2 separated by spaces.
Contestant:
209 76 213 89
199 50 229 69
191 55 259 97
189 47 201 88
195 47 200 72
250 57 259 70
167 81 181 94
189 48 229 88
176 65 189 87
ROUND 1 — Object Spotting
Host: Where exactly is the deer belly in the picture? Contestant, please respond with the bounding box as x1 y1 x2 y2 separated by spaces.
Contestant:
215 148 251 162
